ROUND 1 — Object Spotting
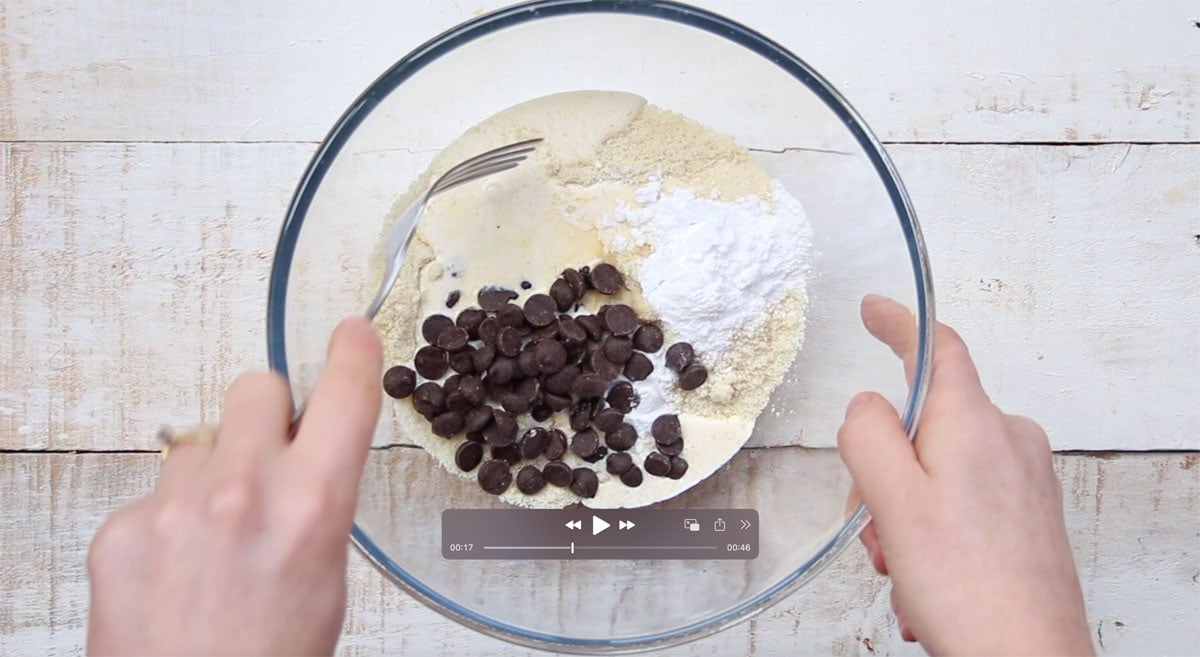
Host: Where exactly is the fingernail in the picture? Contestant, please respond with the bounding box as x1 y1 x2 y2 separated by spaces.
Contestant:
845 392 872 418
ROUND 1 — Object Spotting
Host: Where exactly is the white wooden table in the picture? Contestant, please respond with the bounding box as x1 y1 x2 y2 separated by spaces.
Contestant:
2 2 1198 655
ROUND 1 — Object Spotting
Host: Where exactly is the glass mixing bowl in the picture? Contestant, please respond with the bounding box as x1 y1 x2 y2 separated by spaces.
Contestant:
267 0 933 653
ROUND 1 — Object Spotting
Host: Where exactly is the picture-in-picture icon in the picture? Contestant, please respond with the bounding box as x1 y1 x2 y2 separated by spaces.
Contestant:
683 519 700 532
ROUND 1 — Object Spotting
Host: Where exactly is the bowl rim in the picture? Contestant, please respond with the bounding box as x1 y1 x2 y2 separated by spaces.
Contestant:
266 0 935 652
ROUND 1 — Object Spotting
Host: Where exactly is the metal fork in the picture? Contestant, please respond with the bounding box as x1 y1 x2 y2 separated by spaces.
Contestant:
156 137 542 450
364 137 542 319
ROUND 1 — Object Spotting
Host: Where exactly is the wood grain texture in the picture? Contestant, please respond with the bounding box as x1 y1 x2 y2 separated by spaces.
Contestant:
0 452 1196 656
0 1 1197 144
3 142 1196 451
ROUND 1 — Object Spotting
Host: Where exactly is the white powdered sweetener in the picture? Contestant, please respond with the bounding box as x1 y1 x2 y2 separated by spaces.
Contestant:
612 179 813 357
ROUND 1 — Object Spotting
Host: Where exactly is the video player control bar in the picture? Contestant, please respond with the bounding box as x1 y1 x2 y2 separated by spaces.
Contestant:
442 509 758 560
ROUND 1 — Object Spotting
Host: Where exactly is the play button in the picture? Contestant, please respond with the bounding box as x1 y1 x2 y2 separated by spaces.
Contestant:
591 515 610 536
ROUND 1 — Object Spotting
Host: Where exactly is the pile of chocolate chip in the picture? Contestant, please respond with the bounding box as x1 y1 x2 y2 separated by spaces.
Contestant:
382 262 709 499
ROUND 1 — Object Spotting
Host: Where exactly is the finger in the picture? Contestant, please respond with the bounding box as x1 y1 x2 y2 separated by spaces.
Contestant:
214 371 293 465
860 294 987 404
860 521 888 575
291 317 383 511
891 586 917 642
156 427 216 489
837 392 925 521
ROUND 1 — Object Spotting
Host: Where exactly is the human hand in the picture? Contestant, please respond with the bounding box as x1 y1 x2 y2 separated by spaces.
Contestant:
87 317 383 657
838 295 1093 656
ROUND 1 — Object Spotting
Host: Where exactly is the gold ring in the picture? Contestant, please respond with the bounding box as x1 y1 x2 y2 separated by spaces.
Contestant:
157 425 218 460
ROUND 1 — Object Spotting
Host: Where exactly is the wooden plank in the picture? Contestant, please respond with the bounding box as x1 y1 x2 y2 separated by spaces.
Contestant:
3 142 1195 451
0 1 1197 144
0 452 1196 655
0 142 315 450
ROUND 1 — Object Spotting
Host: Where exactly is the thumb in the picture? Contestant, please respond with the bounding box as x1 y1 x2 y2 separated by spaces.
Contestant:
837 392 924 519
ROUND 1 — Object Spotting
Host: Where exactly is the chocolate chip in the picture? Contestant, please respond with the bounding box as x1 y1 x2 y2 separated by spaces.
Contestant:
543 365 580 396
459 376 485 405
455 442 483 472
596 304 610 327
497 303 526 329
491 444 522 466
659 437 684 456
431 411 465 437
493 408 518 440
579 264 591 284
520 292 556 326
633 324 664 352
516 465 546 494
477 459 512 494
520 280 532 290
548 279 576 312
478 287 518 312
516 322 534 337
562 268 587 297
483 410 517 446
445 390 471 413
620 465 644 487
535 339 567 374
572 373 607 398
582 446 608 464
517 347 540 378
530 323 559 342
569 401 594 432
665 342 694 371
565 342 587 366
488 356 519 385
570 429 601 459
604 423 638 451
456 308 486 339
543 392 572 412
471 343 496 372
464 406 492 433
478 317 501 345
531 403 552 422
557 318 588 345
421 314 454 345
604 304 639 336
436 326 470 352
414 345 448 379
412 382 445 418
606 452 634 475
515 376 539 403
601 336 633 363
668 456 689 479
382 365 416 398
570 467 599 498
644 452 671 477
545 429 568 460
518 427 550 460
543 461 572 487
576 314 604 341
443 374 463 394
624 352 653 381
606 381 638 413
445 290 461 309
491 327 518 358
448 348 476 375
590 263 624 294
500 393 531 415
465 430 484 443
589 351 625 381
652 414 682 445
593 407 624 433
484 378 512 403
679 364 708 390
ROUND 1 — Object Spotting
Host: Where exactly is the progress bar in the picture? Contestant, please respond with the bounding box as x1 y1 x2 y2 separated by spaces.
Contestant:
443 509 758 560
